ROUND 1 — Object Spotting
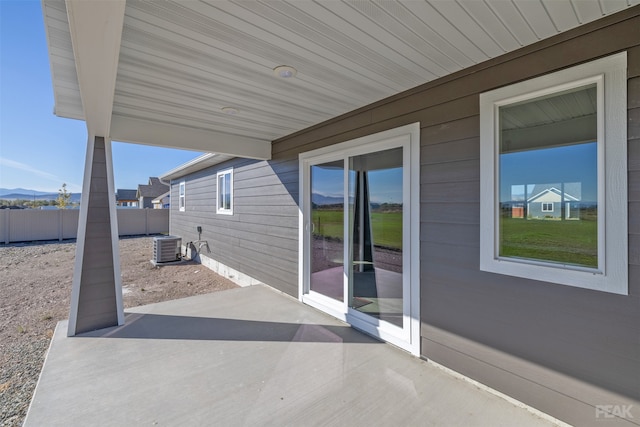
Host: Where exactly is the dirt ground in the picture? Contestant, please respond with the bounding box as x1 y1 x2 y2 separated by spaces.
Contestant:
0 236 238 427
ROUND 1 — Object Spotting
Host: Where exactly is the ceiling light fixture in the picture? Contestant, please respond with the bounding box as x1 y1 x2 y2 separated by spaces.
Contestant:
273 65 297 78
221 107 239 115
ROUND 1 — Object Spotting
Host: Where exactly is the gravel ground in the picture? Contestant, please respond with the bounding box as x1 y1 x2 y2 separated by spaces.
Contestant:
0 236 238 427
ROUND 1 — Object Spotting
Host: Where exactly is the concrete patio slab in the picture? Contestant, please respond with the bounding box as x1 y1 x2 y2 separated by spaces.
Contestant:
25 285 559 426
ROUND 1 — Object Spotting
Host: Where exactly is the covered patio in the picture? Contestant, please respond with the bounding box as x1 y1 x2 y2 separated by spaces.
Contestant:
38 2 640 424
41 0 639 337
25 285 556 426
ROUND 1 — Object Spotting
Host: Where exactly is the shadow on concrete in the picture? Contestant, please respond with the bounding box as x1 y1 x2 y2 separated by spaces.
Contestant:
78 312 381 344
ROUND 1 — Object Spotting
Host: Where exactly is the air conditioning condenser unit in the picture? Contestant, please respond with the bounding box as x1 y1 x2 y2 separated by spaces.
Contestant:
153 236 182 263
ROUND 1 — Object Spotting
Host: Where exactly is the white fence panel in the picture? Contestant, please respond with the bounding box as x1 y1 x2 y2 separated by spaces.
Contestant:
147 209 170 234
116 209 147 236
0 210 7 243
1 209 168 243
62 210 80 239
8 210 60 242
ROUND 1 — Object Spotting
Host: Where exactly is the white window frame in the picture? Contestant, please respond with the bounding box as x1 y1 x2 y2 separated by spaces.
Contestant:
178 181 185 212
541 203 553 213
298 123 421 356
479 52 628 295
216 168 233 215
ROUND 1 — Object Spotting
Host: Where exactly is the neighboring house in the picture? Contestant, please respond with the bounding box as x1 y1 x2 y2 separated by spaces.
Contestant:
43 3 640 426
136 177 169 209
115 189 138 207
526 185 581 220
151 191 170 209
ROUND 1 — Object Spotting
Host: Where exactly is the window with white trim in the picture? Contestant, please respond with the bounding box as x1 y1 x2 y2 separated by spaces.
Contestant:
216 168 233 215
178 181 185 212
479 52 628 295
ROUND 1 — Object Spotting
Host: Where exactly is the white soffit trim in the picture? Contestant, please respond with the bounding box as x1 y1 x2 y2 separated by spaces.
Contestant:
65 0 125 137
41 0 84 121
160 153 233 181
110 115 272 160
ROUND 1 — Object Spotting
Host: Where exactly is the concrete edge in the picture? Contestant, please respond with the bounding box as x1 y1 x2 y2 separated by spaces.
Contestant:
425 359 572 427
23 319 68 426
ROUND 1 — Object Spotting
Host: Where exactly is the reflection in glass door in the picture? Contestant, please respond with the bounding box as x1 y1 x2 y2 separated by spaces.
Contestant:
310 160 344 302
348 148 403 326
300 123 420 355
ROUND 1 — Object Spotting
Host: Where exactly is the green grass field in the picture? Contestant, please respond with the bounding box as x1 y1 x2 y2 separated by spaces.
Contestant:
313 211 596 266
500 217 597 267
312 209 402 249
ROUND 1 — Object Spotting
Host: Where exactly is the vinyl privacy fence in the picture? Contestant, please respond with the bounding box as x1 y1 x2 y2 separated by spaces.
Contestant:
0 209 169 244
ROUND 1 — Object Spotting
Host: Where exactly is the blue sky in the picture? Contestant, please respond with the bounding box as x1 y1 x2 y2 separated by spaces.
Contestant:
500 142 598 203
0 1 202 193
312 164 403 204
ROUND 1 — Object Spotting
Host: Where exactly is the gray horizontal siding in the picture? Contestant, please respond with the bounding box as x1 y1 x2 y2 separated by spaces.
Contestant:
628 49 640 302
420 181 479 203
270 7 640 426
161 7 640 426
170 158 299 296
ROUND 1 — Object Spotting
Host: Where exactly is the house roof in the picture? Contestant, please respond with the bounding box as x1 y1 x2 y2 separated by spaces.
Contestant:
152 191 170 204
527 185 581 202
116 189 137 201
161 153 233 181
137 177 169 198
42 1 640 159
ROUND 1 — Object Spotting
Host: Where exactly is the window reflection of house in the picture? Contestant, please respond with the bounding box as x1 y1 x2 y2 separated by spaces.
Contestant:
526 185 581 219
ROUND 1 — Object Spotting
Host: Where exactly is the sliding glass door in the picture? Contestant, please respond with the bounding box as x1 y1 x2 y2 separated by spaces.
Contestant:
310 160 344 302
300 124 420 355
349 148 404 327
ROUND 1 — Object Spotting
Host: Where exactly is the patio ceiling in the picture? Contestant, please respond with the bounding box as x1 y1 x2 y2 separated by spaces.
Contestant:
43 0 639 160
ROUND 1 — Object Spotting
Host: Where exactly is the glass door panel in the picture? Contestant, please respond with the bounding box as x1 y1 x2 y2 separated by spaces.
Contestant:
310 160 344 302
301 123 419 355
348 148 403 326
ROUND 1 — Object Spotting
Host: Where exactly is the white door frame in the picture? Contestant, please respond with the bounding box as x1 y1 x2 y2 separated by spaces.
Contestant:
298 123 421 356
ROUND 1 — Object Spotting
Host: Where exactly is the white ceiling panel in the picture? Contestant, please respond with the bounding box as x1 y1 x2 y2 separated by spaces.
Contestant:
601 0 628 14
373 1 465 72
514 0 557 38
485 0 539 46
542 0 580 31
345 1 452 77
572 0 604 23
401 0 487 65
428 0 505 58
42 0 639 158
457 1 520 52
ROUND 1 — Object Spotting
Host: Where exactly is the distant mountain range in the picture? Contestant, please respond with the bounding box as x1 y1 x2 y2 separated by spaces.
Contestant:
311 193 344 206
311 193 393 208
0 188 81 202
